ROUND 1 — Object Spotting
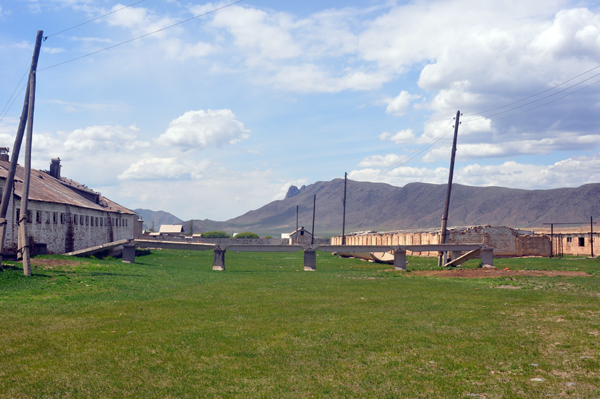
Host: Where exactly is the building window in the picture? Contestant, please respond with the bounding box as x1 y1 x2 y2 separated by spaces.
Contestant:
60 213 65 224
95 217 98 226
16 208 19 223
100 218 103 226
112 218 114 226
36 211 41 224
27 211 32 223
74 214 78 225
579 237 585 247
80 215 84 225
125 219 127 227
567 237 572 243
85 216 89 226
53 212 57 224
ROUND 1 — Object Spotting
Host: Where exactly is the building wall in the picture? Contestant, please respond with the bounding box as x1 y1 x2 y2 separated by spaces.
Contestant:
333 226 551 258
3 196 136 255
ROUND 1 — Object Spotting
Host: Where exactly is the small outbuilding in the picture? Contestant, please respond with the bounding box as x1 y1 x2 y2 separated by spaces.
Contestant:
288 226 313 245
158 225 184 236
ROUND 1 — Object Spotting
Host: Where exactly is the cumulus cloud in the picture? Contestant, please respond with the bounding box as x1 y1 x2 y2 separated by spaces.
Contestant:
379 129 416 144
62 125 148 152
118 157 210 180
156 109 249 148
357 154 406 168
386 91 420 116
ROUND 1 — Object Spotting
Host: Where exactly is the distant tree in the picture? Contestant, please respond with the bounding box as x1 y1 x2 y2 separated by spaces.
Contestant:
188 221 193 235
264 236 272 239
202 231 231 238
235 232 259 239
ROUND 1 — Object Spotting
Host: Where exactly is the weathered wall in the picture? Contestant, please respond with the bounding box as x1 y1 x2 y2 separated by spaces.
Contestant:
3 196 136 255
557 234 600 257
333 226 551 257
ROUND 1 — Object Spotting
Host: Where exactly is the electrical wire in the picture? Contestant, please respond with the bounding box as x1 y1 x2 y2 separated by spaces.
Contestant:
382 125 454 171
39 0 245 71
44 0 148 39
469 64 600 116
0 70 28 124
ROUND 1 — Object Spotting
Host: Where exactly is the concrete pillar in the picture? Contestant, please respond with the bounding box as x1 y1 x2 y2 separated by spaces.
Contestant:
213 248 226 271
304 249 316 271
394 249 407 271
481 248 494 267
451 251 462 266
122 243 136 263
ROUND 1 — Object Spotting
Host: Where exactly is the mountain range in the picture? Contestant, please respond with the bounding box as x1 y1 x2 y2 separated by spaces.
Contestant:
136 179 600 236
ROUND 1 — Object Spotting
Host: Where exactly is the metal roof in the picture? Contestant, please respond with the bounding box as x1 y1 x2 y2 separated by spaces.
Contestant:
159 225 183 233
0 160 136 215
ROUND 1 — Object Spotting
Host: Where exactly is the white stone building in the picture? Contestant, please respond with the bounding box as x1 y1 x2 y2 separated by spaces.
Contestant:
0 158 138 255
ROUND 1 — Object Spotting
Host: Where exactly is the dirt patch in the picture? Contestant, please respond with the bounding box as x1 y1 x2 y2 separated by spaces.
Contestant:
29 259 83 268
393 269 592 278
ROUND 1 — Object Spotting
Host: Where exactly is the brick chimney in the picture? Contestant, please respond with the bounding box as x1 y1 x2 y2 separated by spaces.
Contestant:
49 157 61 179
0 147 9 162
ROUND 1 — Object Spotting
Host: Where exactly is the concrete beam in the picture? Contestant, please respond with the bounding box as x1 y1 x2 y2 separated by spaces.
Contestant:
444 248 481 267
134 239 215 251
222 244 305 252
65 239 130 257
318 245 395 253
403 244 484 252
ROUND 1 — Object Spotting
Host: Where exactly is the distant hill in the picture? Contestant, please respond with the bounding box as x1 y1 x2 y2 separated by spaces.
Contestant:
141 180 600 237
134 209 183 232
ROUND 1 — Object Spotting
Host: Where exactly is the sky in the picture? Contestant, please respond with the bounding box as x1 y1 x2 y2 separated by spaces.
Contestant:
2 0 600 221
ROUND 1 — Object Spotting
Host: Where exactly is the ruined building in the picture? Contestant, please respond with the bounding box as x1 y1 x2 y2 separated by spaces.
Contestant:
0 156 139 255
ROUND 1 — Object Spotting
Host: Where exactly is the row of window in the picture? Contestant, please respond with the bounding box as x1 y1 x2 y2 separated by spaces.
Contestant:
16 209 127 227
565 237 586 247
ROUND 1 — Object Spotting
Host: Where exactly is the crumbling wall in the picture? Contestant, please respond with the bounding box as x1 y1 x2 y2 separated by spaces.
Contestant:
516 235 551 257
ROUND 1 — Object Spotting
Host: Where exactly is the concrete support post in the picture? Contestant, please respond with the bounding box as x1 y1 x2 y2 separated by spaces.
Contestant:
394 249 407 271
304 249 316 271
122 243 136 263
213 248 226 271
481 248 494 267
451 251 462 266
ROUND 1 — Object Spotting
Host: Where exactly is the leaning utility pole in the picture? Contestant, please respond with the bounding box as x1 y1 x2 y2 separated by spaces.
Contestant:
0 30 43 274
311 195 316 245
438 110 461 267
295 205 299 244
342 172 347 245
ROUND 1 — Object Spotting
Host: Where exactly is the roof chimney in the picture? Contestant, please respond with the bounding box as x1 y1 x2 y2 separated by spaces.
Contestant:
49 157 61 179
0 147 9 162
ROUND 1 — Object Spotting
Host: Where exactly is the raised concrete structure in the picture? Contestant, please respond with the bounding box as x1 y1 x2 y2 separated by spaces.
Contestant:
213 248 226 271
304 249 316 271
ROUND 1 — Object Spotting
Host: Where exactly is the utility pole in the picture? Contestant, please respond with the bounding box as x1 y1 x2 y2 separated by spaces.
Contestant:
0 30 43 274
295 205 298 244
438 110 461 267
591 216 594 258
311 195 316 245
342 172 347 245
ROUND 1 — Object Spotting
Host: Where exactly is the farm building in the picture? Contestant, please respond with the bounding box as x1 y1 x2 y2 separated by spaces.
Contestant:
0 157 139 255
158 225 184 236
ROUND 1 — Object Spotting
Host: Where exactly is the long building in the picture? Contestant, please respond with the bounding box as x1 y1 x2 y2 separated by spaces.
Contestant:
0 156 139 255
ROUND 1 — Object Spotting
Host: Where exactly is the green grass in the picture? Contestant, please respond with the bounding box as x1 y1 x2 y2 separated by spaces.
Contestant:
1 251 599 398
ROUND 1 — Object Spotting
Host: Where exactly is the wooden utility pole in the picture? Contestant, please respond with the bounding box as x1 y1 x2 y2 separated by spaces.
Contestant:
311 195 316 245
295 205 298 244
438 110 461 267
342 172 347 245
20 71 37 276
591 216 594 258
0 30 43 273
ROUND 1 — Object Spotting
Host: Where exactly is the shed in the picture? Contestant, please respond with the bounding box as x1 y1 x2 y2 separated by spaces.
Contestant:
159 225 184 236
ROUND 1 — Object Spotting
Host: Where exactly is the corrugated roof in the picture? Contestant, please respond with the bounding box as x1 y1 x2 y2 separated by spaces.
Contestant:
0 160 136 215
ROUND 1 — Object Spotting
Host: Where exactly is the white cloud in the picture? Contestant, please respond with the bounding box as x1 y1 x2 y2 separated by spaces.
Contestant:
379 129 416 144
272 178 308 200
357 154 405 168
63 125 148 152
156 109 249 148
42 47 65 54
118 157 210 180
386 91 420 116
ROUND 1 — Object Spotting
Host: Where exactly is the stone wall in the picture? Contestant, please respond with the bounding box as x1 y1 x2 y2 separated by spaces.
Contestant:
3 196 136 255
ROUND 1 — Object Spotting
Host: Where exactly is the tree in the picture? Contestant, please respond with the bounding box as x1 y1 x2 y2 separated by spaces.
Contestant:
235 232 259 239
202 231 231 238
188 221 193 235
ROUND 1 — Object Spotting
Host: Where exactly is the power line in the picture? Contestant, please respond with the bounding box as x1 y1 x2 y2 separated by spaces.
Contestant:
39 0 245 71
0 69 28 124
382 125 454 171
44 0 148 39
469 64 600 116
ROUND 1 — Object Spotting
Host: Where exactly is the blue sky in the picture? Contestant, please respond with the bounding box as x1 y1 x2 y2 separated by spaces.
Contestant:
2 0 600 220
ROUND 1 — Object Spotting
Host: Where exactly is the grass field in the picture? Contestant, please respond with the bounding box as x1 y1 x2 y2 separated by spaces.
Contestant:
1 250 599 398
